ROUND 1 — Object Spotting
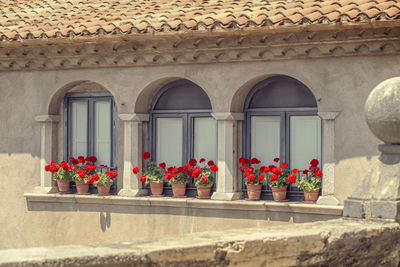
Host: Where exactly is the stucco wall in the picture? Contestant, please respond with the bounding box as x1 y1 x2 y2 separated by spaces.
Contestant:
0 54 397 249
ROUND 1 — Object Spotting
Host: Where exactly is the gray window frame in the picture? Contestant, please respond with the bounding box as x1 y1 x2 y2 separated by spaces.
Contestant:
243 76 319 201
63 91 117 168
149 80 215 197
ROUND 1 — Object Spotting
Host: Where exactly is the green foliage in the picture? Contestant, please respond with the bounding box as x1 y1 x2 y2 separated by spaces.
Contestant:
267 168 290 189
144 161 165 183
194 168 215 187
169 172 191 185
298 175 321 191
52 168 74 182
93 172 113 187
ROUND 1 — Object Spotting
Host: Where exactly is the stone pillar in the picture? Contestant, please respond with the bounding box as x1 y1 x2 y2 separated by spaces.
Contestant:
316 111 340 205
344 77 400 221
118 113 149 197
34 115 60 193
211 113 243 200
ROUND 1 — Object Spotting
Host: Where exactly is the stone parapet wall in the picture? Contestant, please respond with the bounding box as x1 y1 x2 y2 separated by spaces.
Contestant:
1 219 399 267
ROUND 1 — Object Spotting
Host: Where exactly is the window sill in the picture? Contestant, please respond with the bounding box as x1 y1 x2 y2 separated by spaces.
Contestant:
24 193 343 218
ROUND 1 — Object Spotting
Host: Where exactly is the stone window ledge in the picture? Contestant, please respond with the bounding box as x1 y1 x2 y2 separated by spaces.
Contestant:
24 193 343 217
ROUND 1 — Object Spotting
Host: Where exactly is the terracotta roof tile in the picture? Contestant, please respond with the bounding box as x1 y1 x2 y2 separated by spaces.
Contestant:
1 0 400 42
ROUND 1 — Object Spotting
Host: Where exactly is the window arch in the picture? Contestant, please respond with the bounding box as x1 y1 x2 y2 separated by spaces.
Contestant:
244 75 321 200
149 79 217 196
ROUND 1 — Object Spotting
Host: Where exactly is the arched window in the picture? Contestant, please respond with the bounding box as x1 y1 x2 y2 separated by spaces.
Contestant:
244 75 321 200
150 79 217 196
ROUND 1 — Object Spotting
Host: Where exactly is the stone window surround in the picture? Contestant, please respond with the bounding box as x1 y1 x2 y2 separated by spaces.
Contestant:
33 111 341 205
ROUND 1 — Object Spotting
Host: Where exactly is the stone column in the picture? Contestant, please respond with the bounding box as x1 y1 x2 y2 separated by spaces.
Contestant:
118 113 149 197
344 77 400 221
34 115 60 193
316 111 340 205
211 113 243 200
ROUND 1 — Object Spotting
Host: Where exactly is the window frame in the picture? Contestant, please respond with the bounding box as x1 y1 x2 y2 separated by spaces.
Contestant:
63 91 117 168
149 80 216 197
243 76 320 201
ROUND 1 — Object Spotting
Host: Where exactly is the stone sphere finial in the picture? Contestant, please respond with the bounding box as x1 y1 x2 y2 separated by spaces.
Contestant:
365 77 400 144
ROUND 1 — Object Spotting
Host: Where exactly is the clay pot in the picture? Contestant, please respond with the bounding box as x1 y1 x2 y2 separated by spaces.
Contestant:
75 180 89 195
171 183 186 198
246 184 262 201
271 185 288 202
304 189 320 204
150 181 164 197
97 185 111 196
57 180 70 194
196 185 212 199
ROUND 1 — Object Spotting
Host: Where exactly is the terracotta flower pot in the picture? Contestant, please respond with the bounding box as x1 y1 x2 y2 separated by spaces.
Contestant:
304 189 320 204
97 185 111 196
171 183 186 198
57 180 70 194
75 180 89 195
271 185 288 202
150 181 164 197
246 184 262 201
196 185 211 199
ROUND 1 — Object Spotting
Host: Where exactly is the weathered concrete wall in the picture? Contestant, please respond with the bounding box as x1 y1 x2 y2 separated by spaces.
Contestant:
1 219 399 267
0 54 398 249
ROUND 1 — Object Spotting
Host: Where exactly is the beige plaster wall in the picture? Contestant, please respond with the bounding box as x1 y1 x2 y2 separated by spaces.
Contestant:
0 54 397 249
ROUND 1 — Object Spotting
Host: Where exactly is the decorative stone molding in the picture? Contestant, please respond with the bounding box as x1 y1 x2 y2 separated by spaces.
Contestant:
317 111 341 206
118 113 149 197
1 27 400 72
34 115 60 193
211 112 244 201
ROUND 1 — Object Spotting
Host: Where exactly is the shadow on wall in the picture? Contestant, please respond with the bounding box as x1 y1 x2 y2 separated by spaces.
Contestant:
26 201 339 224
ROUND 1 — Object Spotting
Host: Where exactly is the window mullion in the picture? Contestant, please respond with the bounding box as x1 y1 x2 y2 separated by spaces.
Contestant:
281 112 288 165
88 98 94 158
183 113 189 165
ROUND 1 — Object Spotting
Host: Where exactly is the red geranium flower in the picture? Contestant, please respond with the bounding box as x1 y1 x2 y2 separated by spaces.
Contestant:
78 156 85 164
199 158 205 163
106 170 118 179
132 167 140 174
258 175 265 182
263 166 270 173
280 162 288 168
292 169 299 174
270 174 278 181
210 165 218 172
140 175 146 183
251 158 261 164
92 174 100 181
288 174 296 184
273 157 280 162
189 158 197 166
159 162 166 169
247 174 255 182
238 157 249 164
78 170 87 178
208 160 214 167
87 176 94 184
303 170 308 175
164 173 173 180
86 164 96 173
183 164 190 170
241 165 247 171
310 159 319 167
315 170 323 177
143 152 150 160
272 167 282 175
200 175 208 183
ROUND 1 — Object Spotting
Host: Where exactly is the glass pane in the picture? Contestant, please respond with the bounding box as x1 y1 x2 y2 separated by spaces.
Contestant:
251 116 280 165
70 101 88 158
194 117 217 162
156 118 183 167
290 116 321 171
94 101 111 166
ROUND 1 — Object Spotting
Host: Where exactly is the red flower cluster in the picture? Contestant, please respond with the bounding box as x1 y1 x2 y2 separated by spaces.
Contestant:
77 170 87 179
239 157 266 183
143 152 150 160
308 159 323 178
44 161 59 173
87 174 100 184
132 167 140 174
85 156 97 163
140 175 146 183
105 170 118 179
86 164 97 173
159 162 166 169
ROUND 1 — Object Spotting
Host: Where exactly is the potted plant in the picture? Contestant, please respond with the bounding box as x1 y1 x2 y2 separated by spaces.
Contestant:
191 158 218 199
89 169 118 196
239 157 266 201
164 162 191 198
69 156 95 195
133 152 166 197
299 159 323 204
266 157 297 202
45 160 75 194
